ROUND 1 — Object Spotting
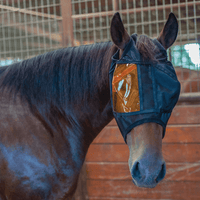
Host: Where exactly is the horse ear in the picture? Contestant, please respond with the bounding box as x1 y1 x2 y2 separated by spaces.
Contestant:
157 13 178 50
110 12 130 50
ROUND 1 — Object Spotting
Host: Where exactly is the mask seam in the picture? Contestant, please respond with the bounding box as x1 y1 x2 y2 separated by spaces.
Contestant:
152 66 158 109
137 64 143 111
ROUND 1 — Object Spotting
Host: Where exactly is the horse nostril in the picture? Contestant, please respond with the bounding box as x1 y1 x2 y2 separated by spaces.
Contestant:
156 162 166 183
131 161 142 180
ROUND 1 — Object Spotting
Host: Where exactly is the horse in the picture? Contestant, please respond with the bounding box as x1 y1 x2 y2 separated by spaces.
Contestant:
0 12 178 200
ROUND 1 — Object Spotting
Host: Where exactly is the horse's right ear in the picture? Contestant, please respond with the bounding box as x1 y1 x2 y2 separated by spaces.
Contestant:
110 12 130 50
157 13 178 49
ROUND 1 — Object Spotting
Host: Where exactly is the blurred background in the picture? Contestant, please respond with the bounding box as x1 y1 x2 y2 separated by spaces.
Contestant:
0 1 200 200
1 0 200 93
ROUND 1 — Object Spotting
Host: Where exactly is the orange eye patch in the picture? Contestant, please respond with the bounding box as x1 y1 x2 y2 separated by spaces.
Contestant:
112 64 140 113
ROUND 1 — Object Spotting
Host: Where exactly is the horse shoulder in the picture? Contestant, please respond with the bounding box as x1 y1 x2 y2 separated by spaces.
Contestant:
0 93 79 199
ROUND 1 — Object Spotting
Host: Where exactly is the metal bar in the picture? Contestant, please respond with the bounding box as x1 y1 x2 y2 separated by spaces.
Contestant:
147 0 152 36
85 0 89 43
178 92 200 103
105 0 109 40
193 0 199 91
99 0 103 41
72 1 77 46
71 1 200 19
133 0 137 34
112 0 118 11
78 0 83 44
53 0 60 49
35 0 41 55
6 0 12 60
141 0 144 34
17 0 23 59
91 0 96 43
23 0 29 58
2 1 199 21
0 4 62 20
60 0 74 47
47 0 52 49
41 0 47 52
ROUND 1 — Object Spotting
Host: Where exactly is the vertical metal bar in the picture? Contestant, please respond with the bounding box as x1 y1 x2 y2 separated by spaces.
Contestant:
91 0 96 43
99 0 103 41
1 7 6 65
126 0 130 34
162 0 166 33
23 0 29 58
29 0 35 56
41 0 47 52
140 0 144 34
85 0 89 43
147 0 152 37
113 0 118 11
60 0 74 47
47 0 52 49
35 0 41 54
17 0 23 59
193 0 199 91
78 0 83 44
118 0 121 12
53 0 59 49
170 0 173 12
105 0 109 40
133 0 137 34
72 1 77 46
155 0 159 36
0 8 1 65
6 0 12 60
185 0 191 92
177 0 184 91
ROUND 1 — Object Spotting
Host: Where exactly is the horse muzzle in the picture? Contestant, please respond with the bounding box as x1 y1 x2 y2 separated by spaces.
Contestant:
130 157 166 188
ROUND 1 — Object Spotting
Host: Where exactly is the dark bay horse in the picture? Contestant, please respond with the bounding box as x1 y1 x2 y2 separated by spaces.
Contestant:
0 13 178 199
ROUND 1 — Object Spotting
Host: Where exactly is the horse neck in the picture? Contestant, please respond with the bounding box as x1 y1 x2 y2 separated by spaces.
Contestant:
67 43 117 147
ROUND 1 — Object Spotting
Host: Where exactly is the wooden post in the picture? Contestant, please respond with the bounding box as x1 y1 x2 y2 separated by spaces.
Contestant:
112 0 118 11
60 0 74 47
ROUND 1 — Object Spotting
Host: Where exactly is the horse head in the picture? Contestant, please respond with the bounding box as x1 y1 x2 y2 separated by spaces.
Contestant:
110 12 179 188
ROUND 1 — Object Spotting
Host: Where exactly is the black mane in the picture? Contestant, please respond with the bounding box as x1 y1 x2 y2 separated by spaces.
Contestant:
0 35 158 136
135 35 159 61
0 34 159 108
1 42 115 104
0 42 117 136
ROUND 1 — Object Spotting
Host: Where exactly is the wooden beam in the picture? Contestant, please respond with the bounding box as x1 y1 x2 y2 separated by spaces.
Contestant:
0 4 62 20
0 12 62 43
60 0 74 47
71 1 200 19
178 92 200 104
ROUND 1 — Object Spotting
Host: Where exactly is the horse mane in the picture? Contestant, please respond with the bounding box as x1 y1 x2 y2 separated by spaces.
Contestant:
135 35 158 61
0 35 157 136
0 42 116 136
0 34 158 107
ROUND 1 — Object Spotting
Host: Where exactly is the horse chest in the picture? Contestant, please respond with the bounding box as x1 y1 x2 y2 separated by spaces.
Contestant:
0 95 81 199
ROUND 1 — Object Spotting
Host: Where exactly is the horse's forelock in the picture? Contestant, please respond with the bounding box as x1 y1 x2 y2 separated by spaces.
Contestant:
135 35 158 62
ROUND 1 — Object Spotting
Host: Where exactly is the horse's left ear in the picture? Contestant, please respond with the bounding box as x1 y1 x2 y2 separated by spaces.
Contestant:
157 13 178 50
110 12 130 50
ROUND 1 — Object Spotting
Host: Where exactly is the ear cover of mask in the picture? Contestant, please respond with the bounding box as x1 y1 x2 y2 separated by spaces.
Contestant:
109 36 181 143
